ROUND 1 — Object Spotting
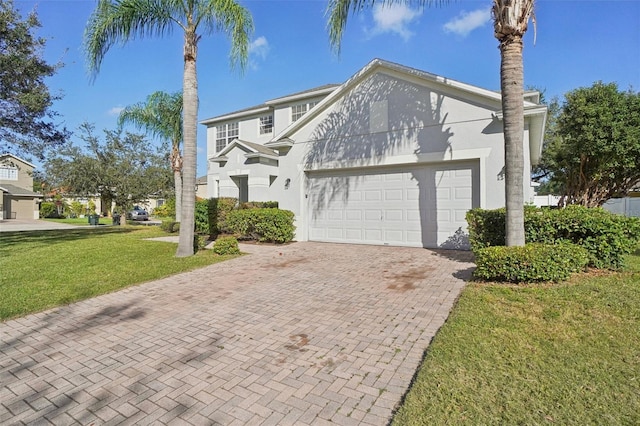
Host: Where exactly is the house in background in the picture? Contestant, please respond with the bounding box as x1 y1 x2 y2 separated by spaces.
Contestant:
0 153 41 220
195 175 208 200
202 59 546 249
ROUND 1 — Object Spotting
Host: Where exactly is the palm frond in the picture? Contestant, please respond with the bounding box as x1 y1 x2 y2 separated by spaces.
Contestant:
84 0 180 77
118 91 183 148
326 0 447 54
197 0 254 72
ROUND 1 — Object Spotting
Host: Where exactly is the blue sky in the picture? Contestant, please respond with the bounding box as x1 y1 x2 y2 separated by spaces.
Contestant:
15 0 640 177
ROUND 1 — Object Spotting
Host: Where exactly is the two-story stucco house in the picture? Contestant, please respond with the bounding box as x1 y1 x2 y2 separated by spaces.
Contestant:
0 153 41 220
202 59 546 249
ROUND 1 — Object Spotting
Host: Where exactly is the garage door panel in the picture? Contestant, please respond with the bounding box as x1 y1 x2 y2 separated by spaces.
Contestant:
364 229 383 241
385 189 403 201
365 190 382 201
328 210 343 220
364 209 382 221
345 229 363 239
346 210 362 221
308 162 477 248
455 209 468 222
385 210 403 222
455 187 472 200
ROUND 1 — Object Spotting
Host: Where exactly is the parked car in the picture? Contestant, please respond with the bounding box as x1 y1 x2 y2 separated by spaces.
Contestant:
127 207 149 221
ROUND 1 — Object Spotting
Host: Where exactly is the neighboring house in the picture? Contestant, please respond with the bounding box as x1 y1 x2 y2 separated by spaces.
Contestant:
202 59 547 249
0 154 41 220
196 175 208 199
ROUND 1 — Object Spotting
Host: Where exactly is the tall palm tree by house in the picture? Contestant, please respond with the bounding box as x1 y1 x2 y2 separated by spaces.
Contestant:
327 0 534 246
118 91 184 223
84 0 253 257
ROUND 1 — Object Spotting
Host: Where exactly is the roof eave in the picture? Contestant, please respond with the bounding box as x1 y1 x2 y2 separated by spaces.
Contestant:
265 86 339 106
200 105 272 126
245 153 279 161
492 105 547 165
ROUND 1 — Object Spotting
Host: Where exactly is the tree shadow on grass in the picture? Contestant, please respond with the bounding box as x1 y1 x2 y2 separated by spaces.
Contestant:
0 227 137 250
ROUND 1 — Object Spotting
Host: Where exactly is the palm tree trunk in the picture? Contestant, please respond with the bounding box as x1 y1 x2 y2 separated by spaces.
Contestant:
176 30 198 257
171 144 183 223
500 38 526 246
174 169 182 223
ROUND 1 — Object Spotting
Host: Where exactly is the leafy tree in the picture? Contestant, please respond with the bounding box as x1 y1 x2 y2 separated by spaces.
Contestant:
84 0 253 257
118 91 184 223
0 0 69 160
44 123 173 216
535 82 640 207
327 0 534 246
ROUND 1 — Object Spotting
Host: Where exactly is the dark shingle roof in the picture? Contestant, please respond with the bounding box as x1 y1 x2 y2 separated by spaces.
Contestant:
200 84 340 124
0 183 39 197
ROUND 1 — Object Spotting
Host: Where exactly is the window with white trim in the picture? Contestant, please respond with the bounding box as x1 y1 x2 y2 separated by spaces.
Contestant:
0 166 18 181
291 101 319 122
215 122 239 152
259 115 273 135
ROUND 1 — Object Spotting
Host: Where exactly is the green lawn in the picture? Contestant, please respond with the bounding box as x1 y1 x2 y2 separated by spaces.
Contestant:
393 249 640 425
0 227 237 320
44 216 114 225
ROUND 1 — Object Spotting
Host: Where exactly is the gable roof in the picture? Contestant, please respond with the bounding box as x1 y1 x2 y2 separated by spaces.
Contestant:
267 58 547 164
199 84 340 126
0 183 39 197
0 153 35 169
210 139 278 162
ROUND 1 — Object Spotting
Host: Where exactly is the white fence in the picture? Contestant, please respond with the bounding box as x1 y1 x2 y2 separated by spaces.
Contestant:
532 195 561 208
532 195 640 217
603 197 640 217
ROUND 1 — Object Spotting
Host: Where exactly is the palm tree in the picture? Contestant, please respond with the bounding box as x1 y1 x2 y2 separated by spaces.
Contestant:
118 91 184 223
327 0 534 246
84 0 253 257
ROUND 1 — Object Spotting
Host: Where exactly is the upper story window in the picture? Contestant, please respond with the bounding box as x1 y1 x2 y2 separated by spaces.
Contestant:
215 122 239 152
259 115 273 135
0 166 18 181
291 101 319 122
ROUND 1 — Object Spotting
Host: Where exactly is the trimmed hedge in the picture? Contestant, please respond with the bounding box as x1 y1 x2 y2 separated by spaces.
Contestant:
161 220 180 233
213 236 241 255
239 201 279 209
39 202 57 218
473 242 590 283
194 199 210 235
467 205 640 270
226 208 295 243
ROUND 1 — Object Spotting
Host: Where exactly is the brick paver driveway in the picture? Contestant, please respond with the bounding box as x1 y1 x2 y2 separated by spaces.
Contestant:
1 242 474 425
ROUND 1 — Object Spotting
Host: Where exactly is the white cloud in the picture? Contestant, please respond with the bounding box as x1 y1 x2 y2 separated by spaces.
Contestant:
443 8 491 37
107 106 124 116
369 3 422 41
249 36 269 60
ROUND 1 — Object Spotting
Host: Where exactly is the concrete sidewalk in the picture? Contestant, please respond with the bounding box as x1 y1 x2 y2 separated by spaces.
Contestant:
0 242 474 425
0 219 82 232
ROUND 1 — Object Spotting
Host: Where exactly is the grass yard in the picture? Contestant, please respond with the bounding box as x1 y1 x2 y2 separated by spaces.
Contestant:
0 227 237 321
393 249 640 425
44 216 114 225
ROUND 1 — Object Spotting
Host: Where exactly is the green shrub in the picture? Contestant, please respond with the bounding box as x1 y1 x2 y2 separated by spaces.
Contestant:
193 234 207 252
39 202 57 218
208 197 237 236
467 206 640 270
153 198 175 218
161 220 180 233
213 236 241 255
194 199 209 235
69 201 84 218
473 242 590 283
226 208 295 243
239 201 279 209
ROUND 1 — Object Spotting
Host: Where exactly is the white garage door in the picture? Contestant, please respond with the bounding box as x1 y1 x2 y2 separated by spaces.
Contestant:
307 162 478 248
